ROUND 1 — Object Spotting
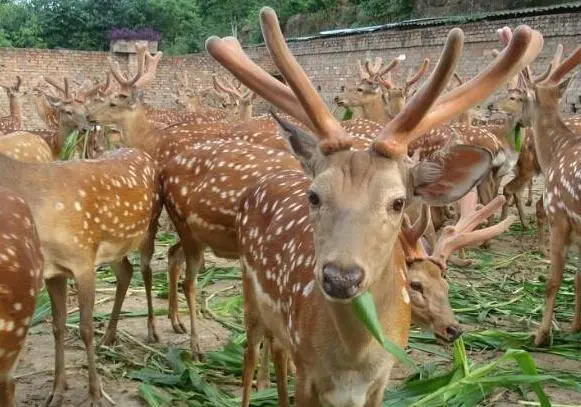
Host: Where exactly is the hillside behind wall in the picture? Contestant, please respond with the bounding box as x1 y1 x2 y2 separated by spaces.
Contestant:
0 10 579 129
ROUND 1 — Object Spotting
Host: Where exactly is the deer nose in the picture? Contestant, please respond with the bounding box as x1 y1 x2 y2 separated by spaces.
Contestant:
445 324 462 341
321 263 364 300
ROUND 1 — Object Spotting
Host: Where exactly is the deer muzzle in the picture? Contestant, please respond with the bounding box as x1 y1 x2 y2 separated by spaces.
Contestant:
321 263 364 300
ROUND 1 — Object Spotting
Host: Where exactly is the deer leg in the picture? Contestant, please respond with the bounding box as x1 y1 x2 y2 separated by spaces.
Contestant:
181 239 205 360
241 270 265 407
573 271 581 333
514 192 528 230
44 274 68 407
526 178 534 206
76 271 104 406
256 338 271 390
101 257 133 346
294 373 319 407
535 216 570 346
536 197 548 256
140 218 160 343
365 374 390 407
0 376 15 407
168 242 187 334
273 346 289 407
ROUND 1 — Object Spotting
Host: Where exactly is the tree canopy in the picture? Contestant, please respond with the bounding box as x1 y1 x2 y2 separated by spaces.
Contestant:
0 0 565 54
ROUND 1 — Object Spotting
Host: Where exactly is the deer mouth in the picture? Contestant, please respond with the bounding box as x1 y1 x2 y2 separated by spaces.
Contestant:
434 324 462 344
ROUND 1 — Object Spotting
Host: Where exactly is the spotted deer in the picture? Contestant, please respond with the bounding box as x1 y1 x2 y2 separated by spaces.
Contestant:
0 77 23 133
0 142 158 406
334 56 403 123
0 188 44 407
0 131 53 163
498 35 581 345
206 7 542 406
212 75 257 120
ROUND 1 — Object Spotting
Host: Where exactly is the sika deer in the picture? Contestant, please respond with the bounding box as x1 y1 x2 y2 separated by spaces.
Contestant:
213 75 257 120
0 146 157 406
508 41 581 345
0 76 22 132
207 7 542 406
0 188 44 407
0 131 53 163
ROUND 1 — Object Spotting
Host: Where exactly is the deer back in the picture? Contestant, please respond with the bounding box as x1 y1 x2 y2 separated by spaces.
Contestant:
0 132 53 163
0 188 43 399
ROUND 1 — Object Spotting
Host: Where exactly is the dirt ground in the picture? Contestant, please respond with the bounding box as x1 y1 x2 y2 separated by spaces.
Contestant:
14 174 581 406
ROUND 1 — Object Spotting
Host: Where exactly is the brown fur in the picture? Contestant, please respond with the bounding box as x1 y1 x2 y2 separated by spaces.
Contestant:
0 188 43 407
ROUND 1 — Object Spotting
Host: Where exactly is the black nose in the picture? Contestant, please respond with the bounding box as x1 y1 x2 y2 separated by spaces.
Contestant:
446 325 462 341
322 263 364 299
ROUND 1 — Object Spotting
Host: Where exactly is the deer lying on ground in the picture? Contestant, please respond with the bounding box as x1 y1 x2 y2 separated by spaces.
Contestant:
0 188 44 407
0 76 23 133
495 28 581 345
206 7 541 405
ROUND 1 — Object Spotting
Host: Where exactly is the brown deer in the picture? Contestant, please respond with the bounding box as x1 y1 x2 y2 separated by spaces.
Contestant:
0 188 44 407
0 76 23 133
213 75 257 120
500 37 581 344
207 7 542 406
0 131 53 163
0 144 158 406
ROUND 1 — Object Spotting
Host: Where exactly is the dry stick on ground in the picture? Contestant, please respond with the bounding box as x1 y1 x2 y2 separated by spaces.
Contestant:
208 7 542 406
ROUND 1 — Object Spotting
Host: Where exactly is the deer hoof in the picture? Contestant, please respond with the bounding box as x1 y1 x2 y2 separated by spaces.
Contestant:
533 328 550 347
44 392 65 407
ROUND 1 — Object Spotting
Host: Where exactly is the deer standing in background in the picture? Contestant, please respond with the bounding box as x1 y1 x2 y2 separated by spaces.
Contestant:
213 75 257 121
0 76 23 133
0 188 44 407
207 7 541 406
499 34 581 344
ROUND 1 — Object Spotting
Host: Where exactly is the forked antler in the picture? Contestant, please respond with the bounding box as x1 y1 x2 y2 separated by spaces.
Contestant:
0 76 22 91
108 43 163 95
356 60 370 81
44 77 72 100
375 24 543 157
540 45 581 86
403 58 430 94
399 204 431 261
430 190 515 269
375 56 404 89
365 57 384 78
207 8 543 158
213 75 243 99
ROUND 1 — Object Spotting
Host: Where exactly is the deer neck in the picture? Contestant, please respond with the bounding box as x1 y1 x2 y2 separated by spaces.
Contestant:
360 95 386 123
9 94 21 128
530 103 570 173
116 105 158 157
238 103 253 121
321 244 410 360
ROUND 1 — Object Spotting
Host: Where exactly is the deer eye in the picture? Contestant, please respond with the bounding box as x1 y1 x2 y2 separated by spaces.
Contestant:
391 197 406 212
410 280 423 293
307 190 320 207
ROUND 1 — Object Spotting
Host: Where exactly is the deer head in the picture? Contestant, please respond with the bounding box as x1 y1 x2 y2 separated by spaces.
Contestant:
207 8 542 301
382 57 430 120
87 43 163 132
0 76 22 98
173 71 202 111
213 74 256 119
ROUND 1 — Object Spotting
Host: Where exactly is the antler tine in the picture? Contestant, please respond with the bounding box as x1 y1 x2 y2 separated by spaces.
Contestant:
404 58 430 91
399 205 431 261
543 45 581 85
259 7 351 152
216 75 242 99
205 35 315 129
401 204 431 248
453 72 464 86
497 26 512 47
374 28 464 157
44 77 67 96
99 72 113 95
431 214 516 267
377 57 401 79
365 57 383 77
134 50 163 89
416 25 543 139
127 43 147 87
356 59 369 81
455 191 508 234
63 78 71 99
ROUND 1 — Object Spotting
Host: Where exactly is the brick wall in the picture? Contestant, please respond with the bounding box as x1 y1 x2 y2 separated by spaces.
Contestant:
0 11 579 129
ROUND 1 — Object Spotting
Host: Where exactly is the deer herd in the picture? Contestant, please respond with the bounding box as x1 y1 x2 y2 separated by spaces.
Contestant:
0 7 578 407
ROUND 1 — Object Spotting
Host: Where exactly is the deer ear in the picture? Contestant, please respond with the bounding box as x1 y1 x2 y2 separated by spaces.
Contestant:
45 95 63 108
271 111 321 176
411 145 492 205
